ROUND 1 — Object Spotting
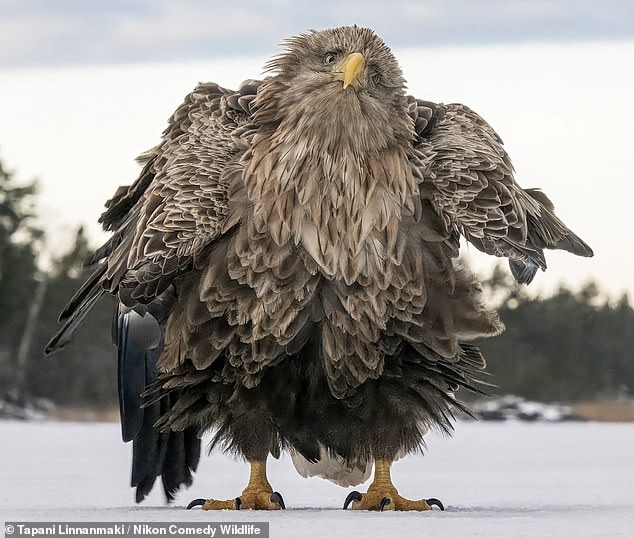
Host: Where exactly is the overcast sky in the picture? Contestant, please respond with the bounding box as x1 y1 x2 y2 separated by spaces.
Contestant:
1 0 634 68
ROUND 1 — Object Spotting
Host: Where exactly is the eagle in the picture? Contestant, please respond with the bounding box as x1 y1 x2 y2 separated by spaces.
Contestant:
46 26 593 511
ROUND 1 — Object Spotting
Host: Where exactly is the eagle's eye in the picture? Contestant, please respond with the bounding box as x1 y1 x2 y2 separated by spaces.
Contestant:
324 53 337 66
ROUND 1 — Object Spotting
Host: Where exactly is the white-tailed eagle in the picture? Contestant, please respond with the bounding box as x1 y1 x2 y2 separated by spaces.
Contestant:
47 26 592 511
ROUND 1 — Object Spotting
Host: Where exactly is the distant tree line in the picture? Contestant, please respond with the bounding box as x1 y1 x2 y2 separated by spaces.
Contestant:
0 157 116 409
478 266 634 402
0 155 632 410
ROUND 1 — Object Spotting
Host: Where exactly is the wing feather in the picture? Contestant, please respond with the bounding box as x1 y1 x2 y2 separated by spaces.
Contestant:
46 80 260 353
408 98 593 283
115 82 256 299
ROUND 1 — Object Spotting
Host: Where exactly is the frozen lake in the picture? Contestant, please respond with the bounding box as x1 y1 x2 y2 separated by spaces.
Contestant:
1 420 633 537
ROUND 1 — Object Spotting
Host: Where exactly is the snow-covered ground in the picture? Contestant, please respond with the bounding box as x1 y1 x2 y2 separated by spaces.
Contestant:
1 420 633 537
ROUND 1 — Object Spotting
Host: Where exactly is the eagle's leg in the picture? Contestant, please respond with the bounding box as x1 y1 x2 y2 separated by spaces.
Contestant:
343 459 444 512
187 459 285 510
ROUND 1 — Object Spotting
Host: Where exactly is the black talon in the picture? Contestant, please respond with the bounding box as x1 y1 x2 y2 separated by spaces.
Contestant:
186 498 206 510
379 497 392 511
270 491 286 509
235 497 242 510
343 490 363 509
426 498 445 511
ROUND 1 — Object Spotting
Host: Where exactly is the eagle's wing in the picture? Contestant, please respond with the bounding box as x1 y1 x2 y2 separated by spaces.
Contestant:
408 98 593 284
45 80 260 503
46 80 261 352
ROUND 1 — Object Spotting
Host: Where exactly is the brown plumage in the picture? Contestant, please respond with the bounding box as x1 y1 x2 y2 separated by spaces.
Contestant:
47 26 592 507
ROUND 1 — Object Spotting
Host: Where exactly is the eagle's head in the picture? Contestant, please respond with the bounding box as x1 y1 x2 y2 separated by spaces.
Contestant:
254 26 414 157
244 27 421 284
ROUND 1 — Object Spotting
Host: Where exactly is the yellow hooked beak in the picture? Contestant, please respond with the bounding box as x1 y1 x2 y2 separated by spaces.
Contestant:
334 52 366 89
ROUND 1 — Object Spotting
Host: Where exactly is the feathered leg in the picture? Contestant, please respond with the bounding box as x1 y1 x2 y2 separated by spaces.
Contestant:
187 458 285 510
343 460 444 512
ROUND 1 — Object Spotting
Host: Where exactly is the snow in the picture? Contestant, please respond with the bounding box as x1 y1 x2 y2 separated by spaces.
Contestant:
472 395 581 422
1 421 633 537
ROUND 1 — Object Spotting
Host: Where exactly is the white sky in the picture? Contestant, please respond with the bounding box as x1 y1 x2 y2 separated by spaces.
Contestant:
0 41 631 298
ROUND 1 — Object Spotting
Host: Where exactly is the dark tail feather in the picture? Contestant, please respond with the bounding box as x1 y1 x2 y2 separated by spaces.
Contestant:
117 307 201 503
161 423 201 501
131 390 168 502
131 396 201 503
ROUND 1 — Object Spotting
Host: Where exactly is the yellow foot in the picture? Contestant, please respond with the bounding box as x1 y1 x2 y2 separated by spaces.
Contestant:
186 459 285 511
343 488 444 511
342 459 444 512
187 489 285 510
